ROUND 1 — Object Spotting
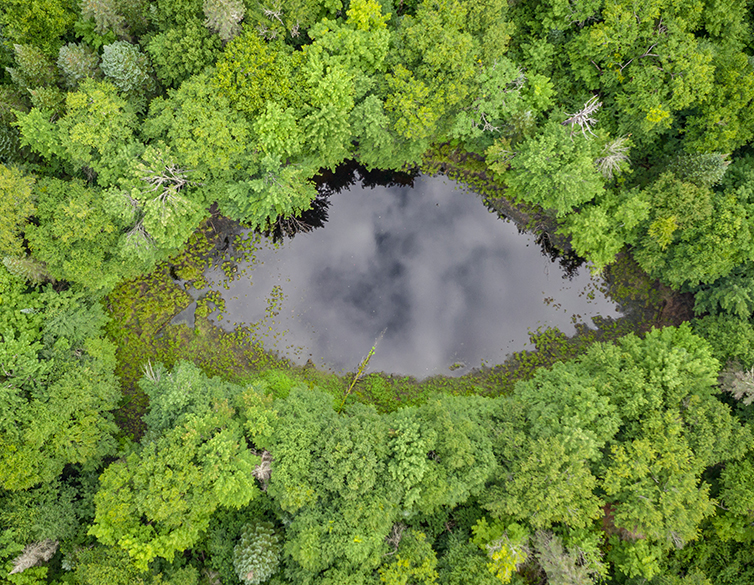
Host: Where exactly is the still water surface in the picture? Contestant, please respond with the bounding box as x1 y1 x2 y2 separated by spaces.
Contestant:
177 175 622 377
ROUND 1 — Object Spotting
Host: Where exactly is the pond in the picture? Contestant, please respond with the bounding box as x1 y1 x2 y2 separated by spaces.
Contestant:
173 169 623 378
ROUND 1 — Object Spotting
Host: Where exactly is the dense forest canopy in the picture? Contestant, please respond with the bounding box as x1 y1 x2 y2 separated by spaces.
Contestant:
4 0 754 583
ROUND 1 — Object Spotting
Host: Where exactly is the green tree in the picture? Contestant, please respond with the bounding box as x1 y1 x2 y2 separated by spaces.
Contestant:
253 101 304 161
81 0 129 38
566 0 715 144
220 155 317 230
633 173 754 288
582 326 751 548
308 0 392 75
506 122 605 215
144 72 253 183
0 281 120 491
145 18 221 88
437 536 499 585
534 530 605 585
692 262 754 319
203 0 245 42
57 43 102 88
298 49 355 169
2 256 50 285
80 0 150 40
378 530 438 585
6 44 58 91
15 79 140 186
668 152 730 188
100 41 156 105
562 187 650 271
213 33 297 115
90 405 260 569
0 0 77 55
23 177 141 292
0 165 35 258
233 521 281 584
681 45 754 154
693 313 754 367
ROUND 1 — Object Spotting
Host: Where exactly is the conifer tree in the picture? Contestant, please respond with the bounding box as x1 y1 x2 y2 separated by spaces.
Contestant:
100 41 155 97
204 0 246 42
668 152 730 188
233 522 281 584
7 44 57 90
80 0 128 38
57 43 101 88
2 256 51 285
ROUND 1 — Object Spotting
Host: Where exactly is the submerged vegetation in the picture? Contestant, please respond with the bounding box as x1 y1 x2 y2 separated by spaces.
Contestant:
3 0 754 583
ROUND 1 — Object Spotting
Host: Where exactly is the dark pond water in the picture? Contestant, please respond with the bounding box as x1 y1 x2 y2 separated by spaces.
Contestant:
174 172 622 378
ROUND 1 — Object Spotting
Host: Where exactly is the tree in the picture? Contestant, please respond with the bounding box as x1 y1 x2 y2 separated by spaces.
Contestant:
449 58 534 143
692 262 754 319
233 522 281 584
203 0 246 42
90 363 275 569
601 412 715 547
681 45 754 154
566 0 716 144
130 146 207 251
582 326 751 549
298 49 355 169
378 530 438 585
213 32 298 115
0 281 121 491
100 41 156 105
15 79 140 186
145 18 221 88
23 177 140 292
90 405 260 569
0 0 77 55
437 536 500 585
2 256 50 285
668 152 730 188
506 122 605 215
633 173 754 288
81 0 129 38
534 531 603 585
470 518 529 584
0 164 35 258
253 101 304 161
144 72 253 183
483 434 603 529
220 155 317 230
308 0 392 75
562 187 650 271
57 43 102 88
6 44 58 91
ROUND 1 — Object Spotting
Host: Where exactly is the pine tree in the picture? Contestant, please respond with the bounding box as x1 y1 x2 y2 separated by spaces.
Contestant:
534 531 602 585
6 44 57 89
57 43 101 88
233 522 281 584
668 153 730 188
100 41 155 96
203 0 245 42
2 255 51 284
80 0 128 38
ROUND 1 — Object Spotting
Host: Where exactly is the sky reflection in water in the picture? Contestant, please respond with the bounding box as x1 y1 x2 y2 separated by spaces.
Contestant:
200 175 622 378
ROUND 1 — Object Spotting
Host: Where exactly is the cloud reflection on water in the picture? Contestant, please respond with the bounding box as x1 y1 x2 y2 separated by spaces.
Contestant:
204 175 621 377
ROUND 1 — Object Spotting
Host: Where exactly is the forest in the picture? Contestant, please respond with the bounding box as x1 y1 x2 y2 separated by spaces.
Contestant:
3 0 754 583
